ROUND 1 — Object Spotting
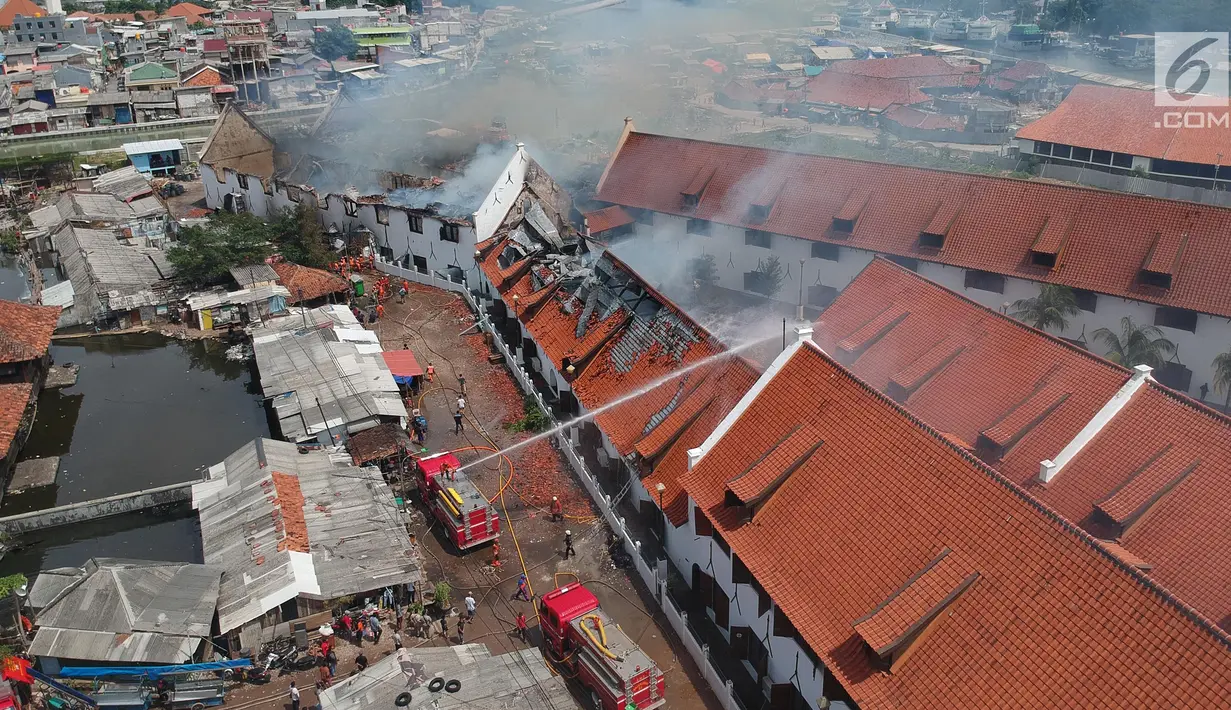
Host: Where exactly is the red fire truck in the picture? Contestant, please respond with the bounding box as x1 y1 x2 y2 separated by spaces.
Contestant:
412 451 500 550
539 584 666 710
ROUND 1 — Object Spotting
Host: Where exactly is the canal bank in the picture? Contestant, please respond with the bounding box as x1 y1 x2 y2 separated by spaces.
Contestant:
1 332 270 517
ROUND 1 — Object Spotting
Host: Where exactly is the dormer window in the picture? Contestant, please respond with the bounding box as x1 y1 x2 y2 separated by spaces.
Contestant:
1138 231 1187 291
681 166 716 212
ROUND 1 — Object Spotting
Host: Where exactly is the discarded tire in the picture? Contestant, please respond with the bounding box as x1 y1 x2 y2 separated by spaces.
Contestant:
445 680 461 694
395 692 412 706
428 678 446 693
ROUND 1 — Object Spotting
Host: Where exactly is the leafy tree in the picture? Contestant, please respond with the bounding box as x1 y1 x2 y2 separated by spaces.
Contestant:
1212 350 1231 411
167 212 272 287
1092 316 1176 369
1010 284 1080 332
271 204 330 268
752 255 784 298
313 26 359 73
687 253 718 289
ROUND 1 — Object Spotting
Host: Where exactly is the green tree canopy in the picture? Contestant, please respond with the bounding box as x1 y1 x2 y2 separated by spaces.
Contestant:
313 26 359 72
1010 284 1080 332
271 204 330 269
167 212 272 287
1092 316 1176 369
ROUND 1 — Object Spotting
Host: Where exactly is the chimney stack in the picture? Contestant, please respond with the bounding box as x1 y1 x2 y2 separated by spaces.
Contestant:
794 325 813 344
687 447 703 470
46 0 62 14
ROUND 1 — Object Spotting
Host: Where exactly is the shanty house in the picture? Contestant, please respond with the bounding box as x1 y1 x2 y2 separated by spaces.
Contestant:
123 139 185 176
192 438 421 650
52 224 177 329
26 558 221 672
251 305 406 445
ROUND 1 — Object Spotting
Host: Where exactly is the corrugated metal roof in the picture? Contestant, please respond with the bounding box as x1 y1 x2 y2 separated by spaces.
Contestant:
41 280 75 309
123 139 185 156
251 306 406 442
193 439 422 634
319 646 577 710
229 263 278 287
29 558 219 664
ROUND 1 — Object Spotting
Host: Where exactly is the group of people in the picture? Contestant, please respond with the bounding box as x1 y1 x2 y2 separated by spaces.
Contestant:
329 254 375 275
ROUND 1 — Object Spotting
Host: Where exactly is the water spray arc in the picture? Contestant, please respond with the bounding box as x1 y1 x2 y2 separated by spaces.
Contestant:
457 335 777 477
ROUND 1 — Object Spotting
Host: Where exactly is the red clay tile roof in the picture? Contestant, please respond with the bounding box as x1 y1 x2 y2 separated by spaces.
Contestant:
166 2 211 16
814 258 1231 629
0 383 33 458
476 234 760 518
270 471 308 553
828 55 982 79
272 261 348 303
583 206 634 235
996 59 1049 82
596 131 1231 318
0 0 48 28
1018 84 1231 165
0 301 60 364
804 72 930 110
680 341 1231 709
202 39 227 52
181 66 222 87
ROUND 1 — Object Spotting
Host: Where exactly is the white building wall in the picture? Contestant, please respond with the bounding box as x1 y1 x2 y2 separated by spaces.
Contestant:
619 215 1231 400
202 163 480 276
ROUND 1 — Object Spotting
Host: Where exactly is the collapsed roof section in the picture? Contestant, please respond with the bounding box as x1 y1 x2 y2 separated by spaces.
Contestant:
477 181 760 518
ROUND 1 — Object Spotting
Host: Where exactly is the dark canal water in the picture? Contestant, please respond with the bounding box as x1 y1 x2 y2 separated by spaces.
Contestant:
0 332 269 577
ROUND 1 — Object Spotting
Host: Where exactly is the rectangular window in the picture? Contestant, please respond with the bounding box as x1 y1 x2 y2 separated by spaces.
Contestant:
1051 144 1072 159
1092 149 1113 165
919 231 944 249
748 631 769 680
344 199 359 217
1033 140 1052 155
713 584 730 630
753 577 771 617
408 214 423 233
831 217 855 234
686 218 711 236
634 209 654 225
730 626 751 660
713 529 730 556
376 204 389 225
811 241 839 261
1030 250 1057 269
1154 306 1198 333
885 254 918 271
807 284 837 308
693 505 713 537
964 269 1005 294
1154 361 1193 392
1112 152 1133 168
772 605 797 638
51 32 58 40
731 554 751 585
440 223 460 243
744 271 771 297
1072 146 1092 162
287 186 302 203
237 173 248 190
1073 288 1097 312
744 229 771 248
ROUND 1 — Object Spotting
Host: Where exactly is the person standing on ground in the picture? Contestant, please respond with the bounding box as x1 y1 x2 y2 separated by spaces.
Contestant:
456 395 466 412
289 683 300 710
426 362 435 382
456 616 466 643
464 592 477 619
393 630 403 651
550 496 563 522
458 373 466 395
453 410 464 434
326 645 338 678
513 574 530 602
515 611 528 642
376 303 385 320
368 613 382 643
564 530 575 559
355 652 369 672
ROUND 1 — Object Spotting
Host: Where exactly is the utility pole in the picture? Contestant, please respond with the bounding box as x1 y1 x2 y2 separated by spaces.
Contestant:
317 397 334 445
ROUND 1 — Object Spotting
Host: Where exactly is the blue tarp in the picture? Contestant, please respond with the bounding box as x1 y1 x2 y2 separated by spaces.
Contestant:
58 660 251 679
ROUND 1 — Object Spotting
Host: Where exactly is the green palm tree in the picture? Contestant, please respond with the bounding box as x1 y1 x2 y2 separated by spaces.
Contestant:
1091 317 1177 369
1212 351 1231 411
1009 284 1081 332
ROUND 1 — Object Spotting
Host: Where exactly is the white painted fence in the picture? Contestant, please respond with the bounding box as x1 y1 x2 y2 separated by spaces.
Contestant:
375 257 469 295
456 285 745 710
